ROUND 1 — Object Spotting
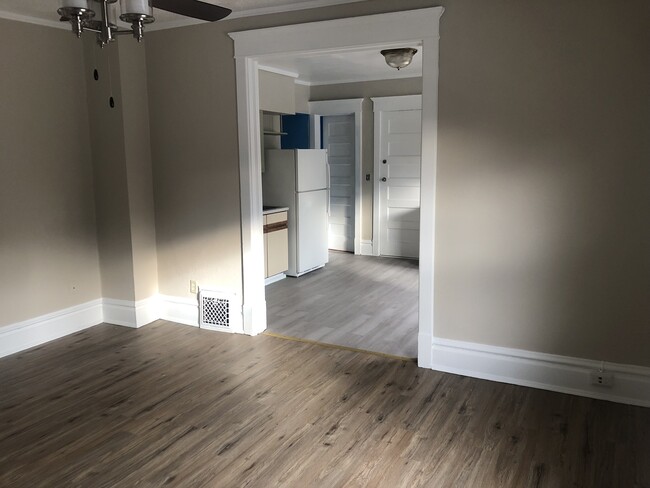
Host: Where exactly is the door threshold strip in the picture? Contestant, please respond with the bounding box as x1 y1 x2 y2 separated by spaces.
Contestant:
262 331 417 362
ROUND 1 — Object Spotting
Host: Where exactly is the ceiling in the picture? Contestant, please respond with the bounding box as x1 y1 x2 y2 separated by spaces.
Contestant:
259 45 423 86
0 0 423 85
0 0 367 27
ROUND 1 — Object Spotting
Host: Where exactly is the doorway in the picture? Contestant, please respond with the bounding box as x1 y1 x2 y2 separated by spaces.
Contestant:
230 7 444 367
322 114 355 253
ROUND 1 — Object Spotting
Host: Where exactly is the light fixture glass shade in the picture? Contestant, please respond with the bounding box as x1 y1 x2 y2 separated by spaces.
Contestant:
120 0 153 16
59 0 90 8
381 48 418 70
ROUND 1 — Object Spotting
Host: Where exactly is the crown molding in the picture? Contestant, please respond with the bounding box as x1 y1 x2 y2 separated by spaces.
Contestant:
258 64 300 79
0 9 67 30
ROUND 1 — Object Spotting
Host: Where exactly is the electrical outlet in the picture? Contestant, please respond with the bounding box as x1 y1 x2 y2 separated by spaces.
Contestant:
590 370 614 387
189 280 197 294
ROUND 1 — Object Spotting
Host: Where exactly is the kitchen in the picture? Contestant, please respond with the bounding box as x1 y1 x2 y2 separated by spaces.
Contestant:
257 62 421 359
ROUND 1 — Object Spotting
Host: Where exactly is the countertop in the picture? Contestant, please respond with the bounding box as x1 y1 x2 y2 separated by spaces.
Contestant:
263 206 289 215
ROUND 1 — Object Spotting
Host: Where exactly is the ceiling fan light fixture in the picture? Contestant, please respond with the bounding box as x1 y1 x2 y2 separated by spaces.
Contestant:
120 0 154 42
57 0 230 46
381 48 418 70
58 0 95 37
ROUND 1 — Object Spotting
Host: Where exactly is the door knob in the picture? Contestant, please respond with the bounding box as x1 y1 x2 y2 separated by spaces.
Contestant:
381 177 387 182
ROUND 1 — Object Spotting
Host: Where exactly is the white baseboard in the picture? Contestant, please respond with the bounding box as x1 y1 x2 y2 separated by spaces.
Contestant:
360 240 374 256
0 293 230 358
429 337 650 408
103 298 138 328
265 273 286 286
0 299 103 359
159 294 199 327
102 296 160 328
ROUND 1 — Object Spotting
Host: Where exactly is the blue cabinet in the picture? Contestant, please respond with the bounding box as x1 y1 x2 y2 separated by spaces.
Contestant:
281 113 310 149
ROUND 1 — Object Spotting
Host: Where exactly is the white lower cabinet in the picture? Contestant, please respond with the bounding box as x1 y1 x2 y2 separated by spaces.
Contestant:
264 211 289 278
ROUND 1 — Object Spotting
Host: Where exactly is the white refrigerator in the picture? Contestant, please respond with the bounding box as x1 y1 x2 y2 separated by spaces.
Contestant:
263 149 329 277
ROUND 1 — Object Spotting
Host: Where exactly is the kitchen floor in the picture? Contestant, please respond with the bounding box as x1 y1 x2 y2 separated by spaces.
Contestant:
266 251 418 358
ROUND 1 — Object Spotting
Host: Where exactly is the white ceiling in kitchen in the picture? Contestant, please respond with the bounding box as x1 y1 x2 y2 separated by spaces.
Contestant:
259 44 423 86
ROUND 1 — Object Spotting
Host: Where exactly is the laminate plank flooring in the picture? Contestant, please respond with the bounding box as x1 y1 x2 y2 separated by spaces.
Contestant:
1 321 648 487
266 251 419 358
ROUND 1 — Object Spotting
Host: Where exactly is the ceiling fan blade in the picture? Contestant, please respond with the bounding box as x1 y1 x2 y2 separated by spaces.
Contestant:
152 0 231 21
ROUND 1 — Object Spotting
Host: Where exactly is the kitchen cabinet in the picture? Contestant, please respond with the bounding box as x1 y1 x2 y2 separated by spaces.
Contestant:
263 209 289 279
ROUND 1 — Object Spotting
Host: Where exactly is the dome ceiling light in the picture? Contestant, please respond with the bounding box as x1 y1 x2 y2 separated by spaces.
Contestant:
380 48 418 70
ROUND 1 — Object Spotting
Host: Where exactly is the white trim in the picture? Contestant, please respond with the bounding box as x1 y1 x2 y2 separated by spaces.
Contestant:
102 299 136 328
417 36 439 366
234 56 268 336
309 99 363 116
308 74 421 87
291 74 423 88
230 7 443 343
309 98 363 255
431 338 650 408
0 299 103 358
102 296 159 328
371 95 423 258
229 11 437 58
158 294 199 327
360 240 374 256
258 65 300 79
372 94 422 112
0 10 67 30
265 273 287 286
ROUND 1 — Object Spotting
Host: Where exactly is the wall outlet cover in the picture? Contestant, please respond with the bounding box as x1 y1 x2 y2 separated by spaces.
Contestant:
590 370 614 387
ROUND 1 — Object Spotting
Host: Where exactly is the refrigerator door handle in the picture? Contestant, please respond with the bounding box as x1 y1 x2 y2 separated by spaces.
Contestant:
326 162 331 216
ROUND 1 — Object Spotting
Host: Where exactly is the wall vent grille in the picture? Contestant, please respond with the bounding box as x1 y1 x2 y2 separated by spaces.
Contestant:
199 289 240 333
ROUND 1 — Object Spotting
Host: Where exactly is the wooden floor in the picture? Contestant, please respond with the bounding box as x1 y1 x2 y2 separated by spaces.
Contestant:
1 322 648 487
266 251 419 358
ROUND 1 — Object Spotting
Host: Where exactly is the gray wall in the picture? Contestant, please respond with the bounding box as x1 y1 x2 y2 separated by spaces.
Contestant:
146 25 242 299
433 0 650 365
118 41 159 301
83 40 136 301
83 38 159 303
146 0 650 366
311 78 423 240
0 19 102 326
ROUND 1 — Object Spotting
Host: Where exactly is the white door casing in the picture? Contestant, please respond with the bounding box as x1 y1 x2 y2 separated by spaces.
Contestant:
373 96 422 258
230 7 444 368
323 114 355 252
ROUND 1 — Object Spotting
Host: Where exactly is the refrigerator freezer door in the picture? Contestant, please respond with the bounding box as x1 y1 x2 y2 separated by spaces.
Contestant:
295 149 328 192
296 189 329 274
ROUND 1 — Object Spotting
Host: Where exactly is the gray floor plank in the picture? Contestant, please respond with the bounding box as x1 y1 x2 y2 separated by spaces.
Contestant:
266 251 419 358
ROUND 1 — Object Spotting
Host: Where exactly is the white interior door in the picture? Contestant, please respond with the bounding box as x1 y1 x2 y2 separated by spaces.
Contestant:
322 114 355 252
378 109 422 258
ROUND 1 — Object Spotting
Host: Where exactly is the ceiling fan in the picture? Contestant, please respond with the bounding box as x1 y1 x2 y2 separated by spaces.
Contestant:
58 0 231 45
